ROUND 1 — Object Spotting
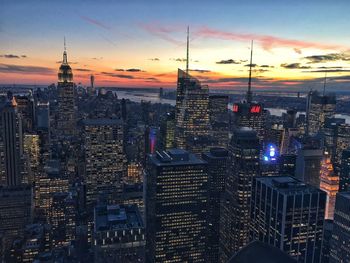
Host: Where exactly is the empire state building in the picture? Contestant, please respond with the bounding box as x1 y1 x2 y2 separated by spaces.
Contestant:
57 43 75 137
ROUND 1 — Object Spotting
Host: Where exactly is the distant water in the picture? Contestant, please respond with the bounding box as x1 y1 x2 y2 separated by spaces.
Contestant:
115 90 350 124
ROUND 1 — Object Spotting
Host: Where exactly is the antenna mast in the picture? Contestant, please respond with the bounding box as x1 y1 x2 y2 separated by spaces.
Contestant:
186 26 189 75
247 40 253 103
323 71 327 96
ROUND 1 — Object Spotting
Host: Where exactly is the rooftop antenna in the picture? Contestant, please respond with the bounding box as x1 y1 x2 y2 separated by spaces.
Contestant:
247 40 253 103
63 36 68 64
186 26 189 75
323 71 327 96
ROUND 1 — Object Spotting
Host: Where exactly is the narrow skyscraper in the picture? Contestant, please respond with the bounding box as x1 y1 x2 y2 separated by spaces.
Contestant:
219 128 260 262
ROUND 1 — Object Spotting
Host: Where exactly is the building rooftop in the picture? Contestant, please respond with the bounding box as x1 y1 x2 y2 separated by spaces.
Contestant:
202 147 228 159
227 241 296 263
94 204 144 232
256 176 325 195
149 149 206 166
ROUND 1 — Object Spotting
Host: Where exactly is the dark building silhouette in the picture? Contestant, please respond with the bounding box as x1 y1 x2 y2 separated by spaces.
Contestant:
146 149 208 262
219 128 260 262
250 176 326 263
339 149 350 192
330 192 350 262
202 148 228 263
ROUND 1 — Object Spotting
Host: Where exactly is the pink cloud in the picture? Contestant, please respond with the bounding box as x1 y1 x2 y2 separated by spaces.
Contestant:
80 16 110 30
196 26 347 51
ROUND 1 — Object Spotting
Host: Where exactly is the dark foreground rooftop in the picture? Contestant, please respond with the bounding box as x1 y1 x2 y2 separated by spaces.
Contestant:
227 241 296 263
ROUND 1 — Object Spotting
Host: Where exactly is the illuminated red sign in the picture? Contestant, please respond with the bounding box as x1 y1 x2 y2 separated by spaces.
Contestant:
250 105 261 114
232 104 239 112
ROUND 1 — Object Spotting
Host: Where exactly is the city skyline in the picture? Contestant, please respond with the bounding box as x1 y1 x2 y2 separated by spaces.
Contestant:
1 1 350 91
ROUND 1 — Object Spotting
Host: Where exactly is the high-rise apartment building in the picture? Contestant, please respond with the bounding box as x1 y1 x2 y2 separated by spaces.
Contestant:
202 148 228 263
83 119 126 209
146 149 208 262
251 176 326 263
219 128 260 262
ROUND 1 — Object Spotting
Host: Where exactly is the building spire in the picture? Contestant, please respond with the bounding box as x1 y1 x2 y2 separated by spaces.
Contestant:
63 37 68 64
247 40 253 103
186 26 189 75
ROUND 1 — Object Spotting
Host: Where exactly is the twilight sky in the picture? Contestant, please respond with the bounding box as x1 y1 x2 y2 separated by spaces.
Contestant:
1 0 350 91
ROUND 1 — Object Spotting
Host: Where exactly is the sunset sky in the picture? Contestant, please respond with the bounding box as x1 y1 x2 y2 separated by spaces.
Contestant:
1 0 350 91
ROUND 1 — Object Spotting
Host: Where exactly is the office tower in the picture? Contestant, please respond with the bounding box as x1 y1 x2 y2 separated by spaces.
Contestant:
219 128 260 262
250 176 326 263
146 149 208 262
320 154 339 219
330 192 350 262
83 119 126 209
145 126 158 156
57 42 76 137
321 220 333 263
50 192 76 248
93 204 145 263
322 118 345 160
36 160 69 221
202 148 228 263
335 123 350 166
15 93 35 132
295 142 323 188
283 109 297 129
232 42 265 144
35 100 50 156
23 133 40 185
0 98 23 186
306 90 336 136
175 69 210 150
159 111 175 150
279 153 297 176
266 123 285 153
209 95 229 148
0 185 33 253
88 74 95 96
339 149 350 192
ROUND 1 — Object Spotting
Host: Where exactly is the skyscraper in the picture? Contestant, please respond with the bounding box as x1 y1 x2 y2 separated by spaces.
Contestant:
231 42 265 143
175 69 210 151
209 95 229 148
159 111 175 150
83 118 126 209
339 149 350 192
330 192 350 262
146 149 208 262
0 98 23 186
250 176 326 263
219 128 260 262
306 90 336 136
295 141 323 188
57 41 76 137
320 154 339 219
202 148 228 263
175 28 210 151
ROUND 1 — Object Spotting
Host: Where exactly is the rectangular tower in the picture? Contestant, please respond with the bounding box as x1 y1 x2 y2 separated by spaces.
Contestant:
146 149 208 262
250 176 326 263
